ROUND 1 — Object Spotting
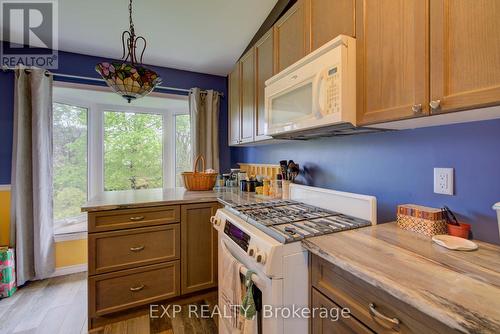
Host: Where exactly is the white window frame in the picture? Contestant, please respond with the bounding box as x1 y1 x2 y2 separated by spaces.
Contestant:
53 87 189 203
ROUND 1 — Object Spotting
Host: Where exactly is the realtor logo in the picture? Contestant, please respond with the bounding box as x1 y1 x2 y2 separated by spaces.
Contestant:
1 0 58 69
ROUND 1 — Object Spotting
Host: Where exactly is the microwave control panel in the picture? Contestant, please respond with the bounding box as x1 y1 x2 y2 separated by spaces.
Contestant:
326 66 340 114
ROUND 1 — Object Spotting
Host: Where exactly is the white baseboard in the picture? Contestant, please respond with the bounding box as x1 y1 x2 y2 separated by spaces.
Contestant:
50 264 87 277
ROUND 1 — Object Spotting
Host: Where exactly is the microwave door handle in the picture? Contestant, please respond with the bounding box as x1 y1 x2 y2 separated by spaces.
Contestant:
313 71 326 119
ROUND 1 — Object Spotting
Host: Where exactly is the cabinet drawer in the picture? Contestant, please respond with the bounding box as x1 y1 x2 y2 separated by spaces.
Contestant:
89 224 180 275
89 262 180 317
311 255 456 334
88 206 180 232
311 288 373 334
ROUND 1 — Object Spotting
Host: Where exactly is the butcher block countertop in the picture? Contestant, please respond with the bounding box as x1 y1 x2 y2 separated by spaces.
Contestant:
302 223 500 333
81 187 266 212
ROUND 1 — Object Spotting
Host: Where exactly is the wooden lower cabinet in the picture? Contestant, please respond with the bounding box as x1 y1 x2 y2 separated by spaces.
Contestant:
181 202 219 295
87 202 219 330
311 288 373 334
310 254 458 334
89 262 180 317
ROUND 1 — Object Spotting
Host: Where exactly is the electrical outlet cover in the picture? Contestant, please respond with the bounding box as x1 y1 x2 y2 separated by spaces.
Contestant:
434 168 454 195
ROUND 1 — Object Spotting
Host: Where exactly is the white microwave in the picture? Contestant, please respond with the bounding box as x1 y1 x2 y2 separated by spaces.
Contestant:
265 35 359 139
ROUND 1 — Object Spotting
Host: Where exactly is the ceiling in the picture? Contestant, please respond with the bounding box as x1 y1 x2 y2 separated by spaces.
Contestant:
6 0 278 76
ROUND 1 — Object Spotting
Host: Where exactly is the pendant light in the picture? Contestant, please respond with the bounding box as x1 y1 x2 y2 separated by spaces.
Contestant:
96 0 161 103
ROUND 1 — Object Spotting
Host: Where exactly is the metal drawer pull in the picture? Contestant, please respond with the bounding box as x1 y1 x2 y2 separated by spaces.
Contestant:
369 303 400 331
129 284 145 292
129 216 145 221
129 245 145 252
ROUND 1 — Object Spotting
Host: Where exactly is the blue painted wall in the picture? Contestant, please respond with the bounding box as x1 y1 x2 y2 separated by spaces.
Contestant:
0 43 229 184
231 119 500 244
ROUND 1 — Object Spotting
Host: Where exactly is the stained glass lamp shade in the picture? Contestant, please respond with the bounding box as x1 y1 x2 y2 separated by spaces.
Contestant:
95 0 161 103
96 62 161 103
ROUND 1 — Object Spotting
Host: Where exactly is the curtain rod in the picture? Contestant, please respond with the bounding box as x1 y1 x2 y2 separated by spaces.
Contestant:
1 66 224 98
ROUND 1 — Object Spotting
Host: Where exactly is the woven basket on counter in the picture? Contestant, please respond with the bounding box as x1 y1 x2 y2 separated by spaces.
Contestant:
397 204 447 237
181 155 218 191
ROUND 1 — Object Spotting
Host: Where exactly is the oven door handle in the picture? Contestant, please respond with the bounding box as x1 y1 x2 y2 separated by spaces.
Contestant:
220 239 266 290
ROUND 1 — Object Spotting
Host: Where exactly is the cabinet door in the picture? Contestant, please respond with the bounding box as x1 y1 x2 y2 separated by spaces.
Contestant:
306 0 356 52
240 49 256 143
311 289 373 334
181 203 219 295
356 0 429 125
255 28 274 141
228 64 241 145
274 0 309 73
430 0 500 113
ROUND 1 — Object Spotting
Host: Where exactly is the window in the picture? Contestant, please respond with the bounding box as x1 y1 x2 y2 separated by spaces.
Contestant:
175 114 191 186
104 111 163 191
52 103 88 234
52 85 189 235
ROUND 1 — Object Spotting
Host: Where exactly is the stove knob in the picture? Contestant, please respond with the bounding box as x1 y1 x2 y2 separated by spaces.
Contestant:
256 251 267 264
210 216 221 227
247 246 257 258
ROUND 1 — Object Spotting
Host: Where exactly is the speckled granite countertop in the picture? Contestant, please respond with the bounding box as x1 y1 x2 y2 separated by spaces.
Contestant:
81 187 270 212
302 223 500 333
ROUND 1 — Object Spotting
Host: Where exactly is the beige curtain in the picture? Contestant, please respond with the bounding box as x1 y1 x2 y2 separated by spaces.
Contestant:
189 88 220 172
10 67 54 285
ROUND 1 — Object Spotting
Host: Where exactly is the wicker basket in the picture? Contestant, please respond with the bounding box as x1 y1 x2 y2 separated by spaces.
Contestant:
181 155 218 191
397 204 447 237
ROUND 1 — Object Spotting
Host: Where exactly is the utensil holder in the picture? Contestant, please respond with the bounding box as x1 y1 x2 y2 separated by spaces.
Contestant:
282 180 291 200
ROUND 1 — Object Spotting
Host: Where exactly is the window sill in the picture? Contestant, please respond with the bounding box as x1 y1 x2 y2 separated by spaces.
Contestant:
54 232 87 242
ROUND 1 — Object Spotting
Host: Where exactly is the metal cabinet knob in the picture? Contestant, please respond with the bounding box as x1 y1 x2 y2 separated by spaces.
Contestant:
412 104 423 114
429 99 441 111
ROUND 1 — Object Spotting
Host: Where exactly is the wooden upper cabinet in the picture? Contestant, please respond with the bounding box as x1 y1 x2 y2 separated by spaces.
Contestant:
228 64 241 145
181 203 219 295
240 48 256 143
430 0 500 113
356 0 429 125
255 28 274 141
306 0 355 52
274 0 309 73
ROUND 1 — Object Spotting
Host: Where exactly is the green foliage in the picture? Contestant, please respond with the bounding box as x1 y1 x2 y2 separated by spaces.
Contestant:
104 111 163 191
52 103 88 220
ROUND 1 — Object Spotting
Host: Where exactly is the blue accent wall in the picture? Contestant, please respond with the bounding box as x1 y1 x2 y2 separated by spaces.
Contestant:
231 119 500 244
0 44 229 184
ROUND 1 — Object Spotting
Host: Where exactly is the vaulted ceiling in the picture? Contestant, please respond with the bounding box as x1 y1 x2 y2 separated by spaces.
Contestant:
5 0 278 76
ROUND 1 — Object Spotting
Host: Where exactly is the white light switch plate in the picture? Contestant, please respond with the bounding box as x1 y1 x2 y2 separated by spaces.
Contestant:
434 168 454 195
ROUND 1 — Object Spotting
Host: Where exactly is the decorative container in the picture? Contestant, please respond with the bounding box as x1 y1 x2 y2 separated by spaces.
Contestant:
181 155 218 191
282 180 291 200
0 247 16 299
397 204 447 237
447 222 471 239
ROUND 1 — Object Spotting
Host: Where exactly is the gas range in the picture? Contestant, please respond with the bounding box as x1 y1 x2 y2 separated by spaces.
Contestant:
222 199 371 243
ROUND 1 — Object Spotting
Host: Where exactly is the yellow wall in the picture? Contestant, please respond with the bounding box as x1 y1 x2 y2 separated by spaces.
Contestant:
55 239 87 267
0 189 87 268
0 190 11 247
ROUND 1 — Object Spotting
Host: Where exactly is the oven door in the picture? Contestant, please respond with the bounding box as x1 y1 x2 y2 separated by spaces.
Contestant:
218 234 284 334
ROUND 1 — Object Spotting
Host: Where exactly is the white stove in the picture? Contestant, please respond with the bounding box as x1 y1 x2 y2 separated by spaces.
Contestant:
212 184 377 334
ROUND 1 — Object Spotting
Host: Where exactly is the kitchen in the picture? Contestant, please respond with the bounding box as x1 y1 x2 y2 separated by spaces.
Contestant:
0 0 499 333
